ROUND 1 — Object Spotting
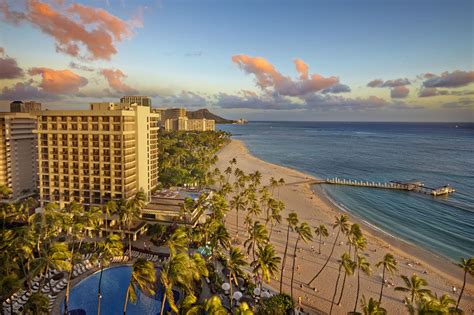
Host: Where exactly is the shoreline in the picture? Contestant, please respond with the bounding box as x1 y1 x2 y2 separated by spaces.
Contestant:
216 138 473 314
311 184 465 286
235 138 466 283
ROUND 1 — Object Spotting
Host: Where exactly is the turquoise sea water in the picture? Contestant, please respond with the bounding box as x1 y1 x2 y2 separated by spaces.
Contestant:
62 265 178 315
219 122 474 262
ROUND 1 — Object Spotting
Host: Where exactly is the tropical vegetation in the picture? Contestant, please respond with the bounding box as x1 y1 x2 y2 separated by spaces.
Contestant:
1 130 471 315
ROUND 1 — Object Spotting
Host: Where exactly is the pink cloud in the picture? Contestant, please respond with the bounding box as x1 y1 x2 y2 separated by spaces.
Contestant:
28 67 88 94
294 58 309 80
100 68 138 94
423 70 474 88
232 55 339 97
0 0 137 60
390 86 409 98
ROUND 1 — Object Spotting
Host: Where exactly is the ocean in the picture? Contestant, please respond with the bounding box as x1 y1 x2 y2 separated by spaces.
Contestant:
218 122 474 262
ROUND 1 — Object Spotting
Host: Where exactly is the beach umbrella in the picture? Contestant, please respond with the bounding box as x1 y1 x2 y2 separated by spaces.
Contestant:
222 283 231 291
233 291 243 301
261 291 271 298
253 287 261 296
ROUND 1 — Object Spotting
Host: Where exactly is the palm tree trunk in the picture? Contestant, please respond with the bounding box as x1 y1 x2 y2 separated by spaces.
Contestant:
229 273 234 307
456 270 467 310
336 244 351 305
160 293 167 315
123 286 130 315
97 265 104 315
236 209 239 238
64 244 76 315
252 239 256 262
280 224 291 293
128 222 132 260
318 235 322 254
354 266 361 313
329 265 342 315
378 266 385 304
290 237 300 301
269 223 274 241
336 269 348 306
308 229 340 286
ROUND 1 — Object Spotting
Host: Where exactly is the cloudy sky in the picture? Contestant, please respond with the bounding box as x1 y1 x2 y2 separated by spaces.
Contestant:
0 0 473 121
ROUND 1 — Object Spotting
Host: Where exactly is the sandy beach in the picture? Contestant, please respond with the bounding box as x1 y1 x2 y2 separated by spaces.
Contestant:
216 139 473 314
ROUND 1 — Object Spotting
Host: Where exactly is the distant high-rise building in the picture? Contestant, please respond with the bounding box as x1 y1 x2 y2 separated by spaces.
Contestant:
159 107 215 132
161 108 187 120
0 112 37 200
120 96 152 107
10 101 42 113
35 103 160 208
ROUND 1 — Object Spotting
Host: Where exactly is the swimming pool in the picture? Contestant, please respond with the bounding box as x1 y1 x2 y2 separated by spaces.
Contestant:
62 265 179 315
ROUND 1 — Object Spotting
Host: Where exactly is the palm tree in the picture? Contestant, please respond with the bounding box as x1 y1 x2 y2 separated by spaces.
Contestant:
375 253 397 304
200 295 228 314
269 177 278 195
267 200 283 240
123 258 157 315
360 295 386 315
415 293 456 314
165 227 188 257
247 202 261 223
291 222 312 300
160 253 209 315
277 178 285 198
97 234 124 315
337 230 366 306
34 242 72 294
335 223 362 306
230 194 246 239
280 212 298 293
456 257 473 311
209 223 231 265
23 292 50 315
314 224 329 254
122 192 146 259
227 246 248 307
308 214 350 287
244 221 268 262
0 274 20 314
233 302 253 315
252 244 281 295
353 255 372 312
160 258 179 315
395 274 432 305
103 200 117 234
225 166 233 183
329 253 355 315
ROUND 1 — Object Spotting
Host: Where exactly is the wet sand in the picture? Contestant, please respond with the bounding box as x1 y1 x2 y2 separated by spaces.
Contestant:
216 139 473 314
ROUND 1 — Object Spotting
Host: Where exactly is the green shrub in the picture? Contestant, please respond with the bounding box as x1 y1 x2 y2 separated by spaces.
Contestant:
256 293 294 315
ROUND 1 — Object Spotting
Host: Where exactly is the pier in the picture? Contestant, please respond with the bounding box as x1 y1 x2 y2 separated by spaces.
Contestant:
319 178 455 196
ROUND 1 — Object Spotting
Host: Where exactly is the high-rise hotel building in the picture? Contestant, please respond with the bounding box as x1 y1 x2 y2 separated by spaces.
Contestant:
0 112 38 201
36 103 160 208
120 96 152 107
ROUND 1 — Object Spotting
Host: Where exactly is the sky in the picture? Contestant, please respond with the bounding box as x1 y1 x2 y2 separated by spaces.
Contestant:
0 0 473 121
